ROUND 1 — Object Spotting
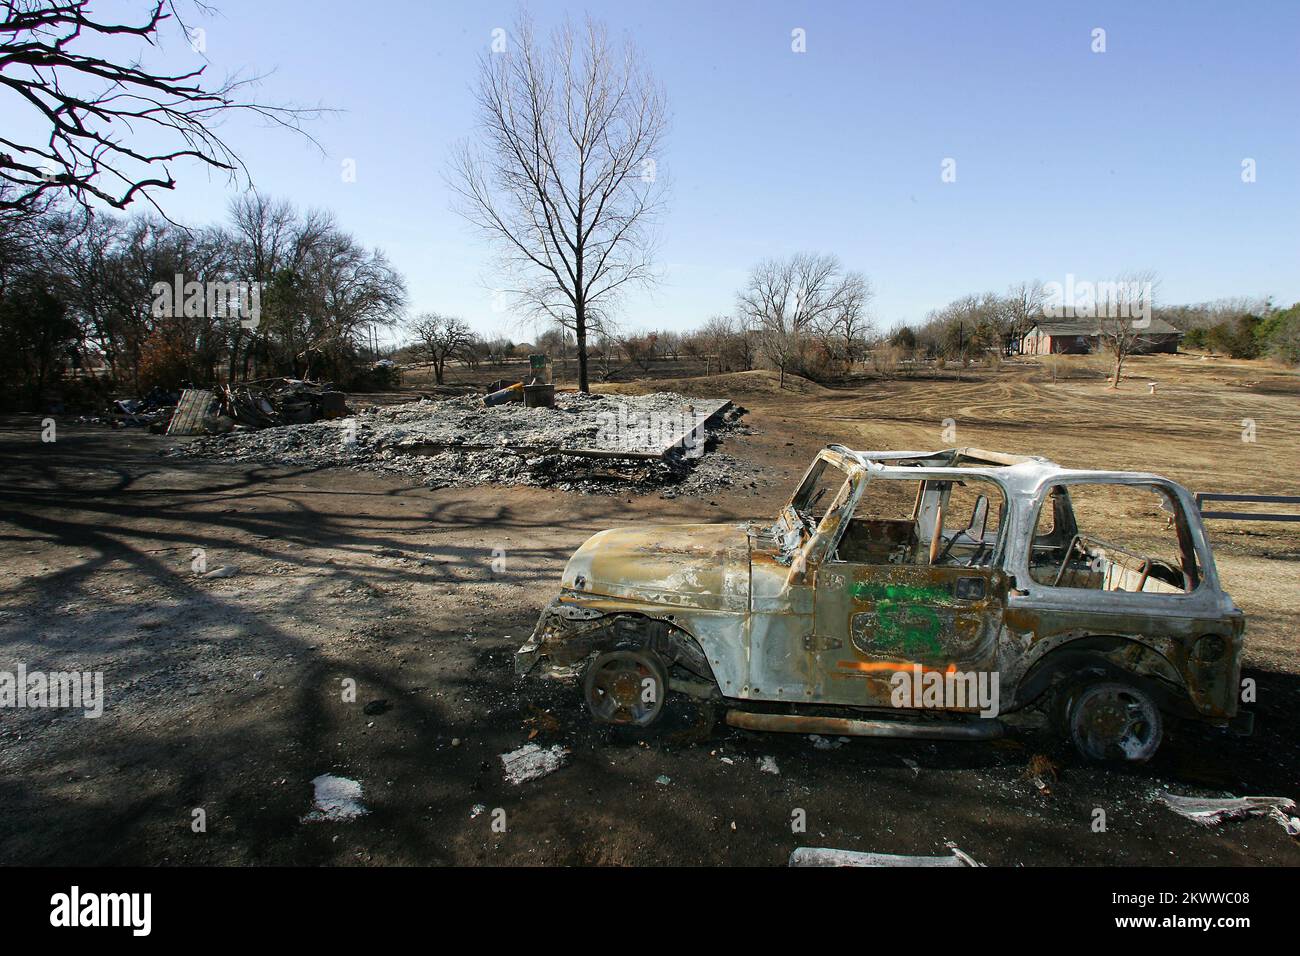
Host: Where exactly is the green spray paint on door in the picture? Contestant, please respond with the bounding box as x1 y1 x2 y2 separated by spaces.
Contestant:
851 581 952 656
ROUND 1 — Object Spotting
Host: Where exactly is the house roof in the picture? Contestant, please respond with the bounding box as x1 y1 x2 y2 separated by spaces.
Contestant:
1025 317 1182 337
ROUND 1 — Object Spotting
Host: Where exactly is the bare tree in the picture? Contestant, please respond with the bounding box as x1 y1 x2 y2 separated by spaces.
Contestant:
449 13 668 392
483 336 514 367
296 232 406 380
225 193 322 379
655 328 682 362
619 330 657 371
458 332 485 371
1002 280 1044 353
410 312 472 385
695 315 731 374
1096 271 1160 388
819 271 873 366
736 252 857 387
221 194 405 381
0 1 322 214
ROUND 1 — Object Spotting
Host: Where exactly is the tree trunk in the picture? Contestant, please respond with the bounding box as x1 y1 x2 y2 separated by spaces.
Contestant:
227 329 241 383
575 301 590 393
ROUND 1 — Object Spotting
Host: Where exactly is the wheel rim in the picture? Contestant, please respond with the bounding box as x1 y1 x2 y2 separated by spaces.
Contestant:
1071 684 1161 762
584 650 665 727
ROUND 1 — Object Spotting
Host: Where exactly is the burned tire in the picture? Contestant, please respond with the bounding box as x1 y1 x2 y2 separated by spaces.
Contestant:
1061 680 1163 763
582 649 668 727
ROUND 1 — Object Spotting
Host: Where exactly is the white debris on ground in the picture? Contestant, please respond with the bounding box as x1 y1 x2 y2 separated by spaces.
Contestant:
500 743 569 785
1157 791 1299 836
301 774 368 823
1275 810 1300 837
789 844 981 867
171 390 755 496
758 755 780 775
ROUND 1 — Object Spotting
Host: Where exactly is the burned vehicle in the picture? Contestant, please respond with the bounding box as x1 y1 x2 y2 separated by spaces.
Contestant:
516 446 1247 762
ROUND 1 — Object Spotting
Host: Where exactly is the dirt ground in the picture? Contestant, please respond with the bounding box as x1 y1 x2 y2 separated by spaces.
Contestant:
2 354 1298 866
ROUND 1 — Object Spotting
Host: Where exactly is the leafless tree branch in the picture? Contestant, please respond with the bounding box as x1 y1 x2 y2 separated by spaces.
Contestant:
0 1 328 215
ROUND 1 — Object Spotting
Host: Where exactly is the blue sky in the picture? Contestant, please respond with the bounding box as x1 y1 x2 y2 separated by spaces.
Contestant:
18 0 1299 341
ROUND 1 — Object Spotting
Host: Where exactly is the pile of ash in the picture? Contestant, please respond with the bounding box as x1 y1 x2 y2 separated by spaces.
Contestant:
169 390 752 495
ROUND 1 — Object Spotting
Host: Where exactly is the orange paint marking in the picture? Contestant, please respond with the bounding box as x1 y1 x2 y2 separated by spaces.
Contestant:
835 660 957 674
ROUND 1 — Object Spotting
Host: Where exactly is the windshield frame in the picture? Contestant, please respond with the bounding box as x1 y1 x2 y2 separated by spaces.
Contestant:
777 452 868 565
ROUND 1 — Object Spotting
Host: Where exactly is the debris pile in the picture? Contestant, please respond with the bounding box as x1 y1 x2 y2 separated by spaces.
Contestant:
78 387 180 432
172 390 753 495
210 378 348 430
1157 791 1299 836
82 379 348 435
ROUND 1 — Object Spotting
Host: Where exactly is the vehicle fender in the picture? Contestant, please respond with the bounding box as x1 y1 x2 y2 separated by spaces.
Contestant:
1011 635 1189 713
536 601 738 692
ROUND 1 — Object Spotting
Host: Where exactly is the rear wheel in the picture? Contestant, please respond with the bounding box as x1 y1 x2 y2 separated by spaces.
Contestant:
1059 680 1163 763
583 649 668 727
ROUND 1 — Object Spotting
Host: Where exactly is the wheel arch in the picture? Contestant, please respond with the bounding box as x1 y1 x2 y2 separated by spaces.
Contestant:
1012 634 1192 715
572 610 725 693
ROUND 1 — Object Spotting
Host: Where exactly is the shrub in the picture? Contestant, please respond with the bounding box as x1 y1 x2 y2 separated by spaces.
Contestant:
1204 315 1262 359
1255 304 1300 365
347 361 402 392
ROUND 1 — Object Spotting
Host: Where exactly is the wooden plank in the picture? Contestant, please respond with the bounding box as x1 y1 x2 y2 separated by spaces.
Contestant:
166 388 217 436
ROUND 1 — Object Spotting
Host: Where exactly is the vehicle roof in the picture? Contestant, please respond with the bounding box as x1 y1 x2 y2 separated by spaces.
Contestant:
821 444 1181 494
828 445 1051 469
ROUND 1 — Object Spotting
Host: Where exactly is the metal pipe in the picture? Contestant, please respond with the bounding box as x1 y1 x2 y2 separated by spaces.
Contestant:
725 709 1003 740
484 382 524 406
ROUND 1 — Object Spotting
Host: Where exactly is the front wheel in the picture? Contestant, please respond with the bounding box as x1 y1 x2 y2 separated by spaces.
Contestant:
582 649 668 727
1059 680 1163 763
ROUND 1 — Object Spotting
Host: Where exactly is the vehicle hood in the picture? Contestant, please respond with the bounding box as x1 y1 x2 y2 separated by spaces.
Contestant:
561 523 751 611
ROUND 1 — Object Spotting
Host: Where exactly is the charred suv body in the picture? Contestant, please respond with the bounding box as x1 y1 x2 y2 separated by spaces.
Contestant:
516 446 1247 761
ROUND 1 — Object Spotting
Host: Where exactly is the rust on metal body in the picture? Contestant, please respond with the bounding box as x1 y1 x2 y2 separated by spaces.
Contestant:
518 444 1246 736
724 709 1004 740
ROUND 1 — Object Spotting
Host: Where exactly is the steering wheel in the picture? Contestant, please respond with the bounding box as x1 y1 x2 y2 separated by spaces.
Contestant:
937 516 982 565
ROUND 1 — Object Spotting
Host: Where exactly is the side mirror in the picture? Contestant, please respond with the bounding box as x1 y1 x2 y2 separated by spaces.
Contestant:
967 495 989 541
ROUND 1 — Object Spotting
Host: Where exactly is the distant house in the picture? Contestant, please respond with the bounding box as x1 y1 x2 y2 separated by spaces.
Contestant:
1019 317 1183 356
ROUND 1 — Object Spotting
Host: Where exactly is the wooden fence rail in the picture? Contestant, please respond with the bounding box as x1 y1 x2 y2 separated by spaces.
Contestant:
1195 493 1300 523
